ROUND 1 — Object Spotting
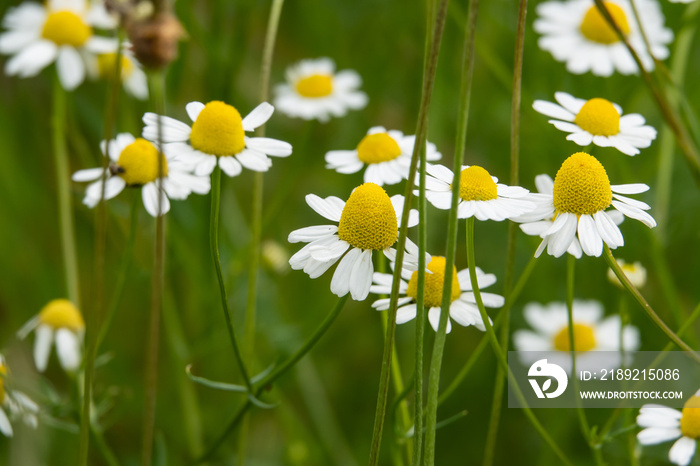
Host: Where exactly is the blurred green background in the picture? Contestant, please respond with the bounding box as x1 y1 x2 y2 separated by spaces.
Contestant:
1 0 699 464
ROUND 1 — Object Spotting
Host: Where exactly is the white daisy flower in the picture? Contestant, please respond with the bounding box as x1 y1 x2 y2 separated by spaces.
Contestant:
273 57 368 123
89 42 148 100
370 247 503 334
533 92 657 156
72 133 211 217
288 183 418 301
17 299 85 373
513 300 640 374
637 393 700 466
142 101 292 178
0 355 39 437
0 0 118 90
607 258 647 288
417 164 535 221
325 126 442 186
515 173 624 258
534 0 673 76
519 152 656 258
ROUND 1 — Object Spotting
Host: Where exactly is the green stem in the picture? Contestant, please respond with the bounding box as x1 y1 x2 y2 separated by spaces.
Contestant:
603 245 699 360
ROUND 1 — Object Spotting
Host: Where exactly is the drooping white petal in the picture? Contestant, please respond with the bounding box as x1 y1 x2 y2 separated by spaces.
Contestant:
330 248 362 298
668 436 696 466
55 328 81 372
33 324 54 372
56 46 85 91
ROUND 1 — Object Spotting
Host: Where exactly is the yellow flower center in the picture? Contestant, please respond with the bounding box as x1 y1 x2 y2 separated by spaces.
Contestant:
116 138 168 185
458 166 498 201
580 2 631 45
338 183 398 250
553 323 596 352
681 395 700 439
0 363 6 403
39 299 84 331
574 98 620 136
406 256 461 308
97 53 134 79
295 74 333 98
356 133 402 164
42 11 92 47
553 152 612 216
190 101 246 156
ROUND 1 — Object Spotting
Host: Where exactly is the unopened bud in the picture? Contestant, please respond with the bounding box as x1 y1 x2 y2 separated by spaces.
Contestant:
126 12 184 70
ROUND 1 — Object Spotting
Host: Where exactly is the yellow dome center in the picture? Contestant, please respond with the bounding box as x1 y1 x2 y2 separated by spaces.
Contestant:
356 133 402 164
116 138 168 185
681 395 700 439
42 11 92 47
574 98 621 136
39 299 84 331
553 152 612 216
580 3 630 45
458 166 498 201
97 53 134 79
406 256 461 308
295 74 333 98
338 183 398 250
190 101 246 156
553 323 596 352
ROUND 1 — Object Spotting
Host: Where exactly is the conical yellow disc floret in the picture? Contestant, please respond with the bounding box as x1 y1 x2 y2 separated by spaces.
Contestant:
406 256 461 308
553 152 612 216
553 323 596 351
296 74 333 98
39 299 84 331
681 395 700 438
574 98 620 136
580 2 630 45
117 138 168 186
459 166 498 201
190 101 245 156
42 11 92 47
98 53 133 79
356 133 402 164
338 183 398 250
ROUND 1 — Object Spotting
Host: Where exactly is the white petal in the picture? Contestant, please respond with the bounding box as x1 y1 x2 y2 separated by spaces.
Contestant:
306 194 344 222
330 248 361 297
56 46 85 91
594 211 624 248
242 102 274 131
142 182 170 217
218 156 243 177
612 200 657 228
348 249 373 301
288 225 338 243
5 40 57 78
72 167 104 182
236 149 272 172
55 328 81 371
245 137 292 157
577 214 603 257
142 113 192 143
428 308 452 334
0 408 13 437
396 304 418 324
669 436 696 466
532 100 575 121
186 101 205 122
33 325 54 372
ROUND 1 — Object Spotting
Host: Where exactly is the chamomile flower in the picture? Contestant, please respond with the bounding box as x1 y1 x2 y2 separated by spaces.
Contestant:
0 355 39 437
273 57 368 123
0 0 117 90
142 101 292 177
72 133 211 216
513 300 640 374
534 0 673 76
90 42 148 100
521 152 656 258
637 393 700 466
325 126 442 185
533 92 657 155
370 248 503 333
17 299 85 373
288 183 418 301
608 258 647 288
515 173 624 258
417 164 535 221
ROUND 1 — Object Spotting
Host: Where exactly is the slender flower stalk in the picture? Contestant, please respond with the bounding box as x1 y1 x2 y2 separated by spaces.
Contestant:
422 0 477 464
367 1 450 464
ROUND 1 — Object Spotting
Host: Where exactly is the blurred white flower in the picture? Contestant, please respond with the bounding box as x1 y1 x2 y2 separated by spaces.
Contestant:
0 354 39 437
607 258 647 288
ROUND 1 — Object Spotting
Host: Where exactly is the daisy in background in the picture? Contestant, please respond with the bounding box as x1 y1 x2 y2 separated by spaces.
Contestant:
513 300 640 374
370 246 503 333
72 133 211 216
637 392 700 466
0 354 39 437
533 92 657 155
518 152 655 258
89 41 148 100
288 183 418 301
143 101 292 177
534 0 673 76
515 173 624 258
0 0 117 90
417 164 535 221
325 126 442 186
607 258 647 288
274 57 368 123
17 299 85 373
